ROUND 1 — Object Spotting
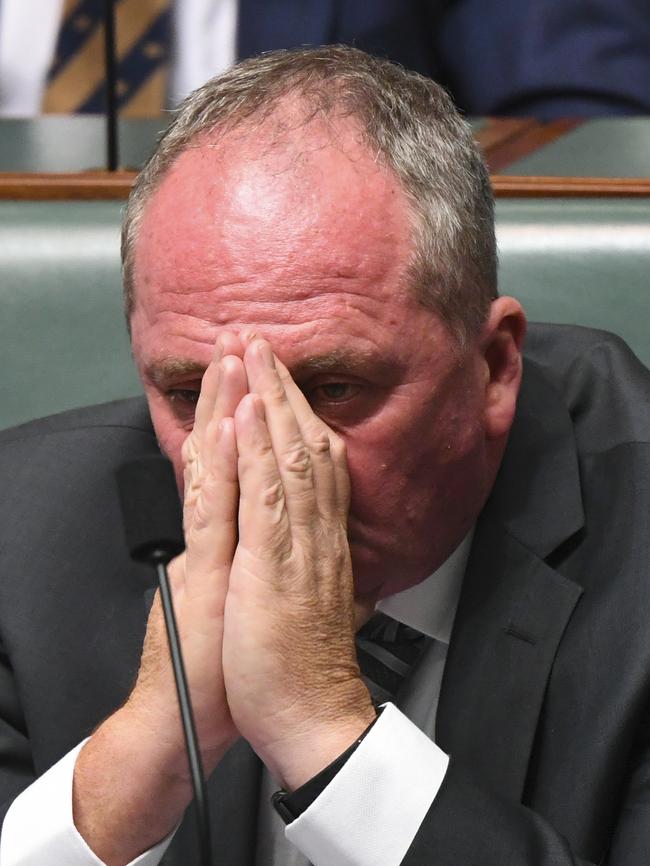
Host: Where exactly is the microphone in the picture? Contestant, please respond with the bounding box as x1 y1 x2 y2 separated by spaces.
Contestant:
116 455 183 565
116 455 212 866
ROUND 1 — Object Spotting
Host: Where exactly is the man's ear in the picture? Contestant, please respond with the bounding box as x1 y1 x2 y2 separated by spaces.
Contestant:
480 297 527 440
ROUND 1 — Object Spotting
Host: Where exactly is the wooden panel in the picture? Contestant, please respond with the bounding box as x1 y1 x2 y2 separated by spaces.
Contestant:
2 171 649 201
491 174 650 198
0 171 135 200
491 175 650 197
474 118 538 171
486 119 583 173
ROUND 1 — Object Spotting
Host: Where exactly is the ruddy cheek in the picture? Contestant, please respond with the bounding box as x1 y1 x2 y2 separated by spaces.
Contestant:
150 414 185 484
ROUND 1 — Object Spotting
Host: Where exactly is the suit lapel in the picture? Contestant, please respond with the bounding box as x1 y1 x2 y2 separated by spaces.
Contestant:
237 0 335 60
436 358 585 801
437 518 582 801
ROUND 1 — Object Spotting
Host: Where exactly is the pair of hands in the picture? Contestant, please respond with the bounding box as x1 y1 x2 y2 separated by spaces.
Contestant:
131 332 376 791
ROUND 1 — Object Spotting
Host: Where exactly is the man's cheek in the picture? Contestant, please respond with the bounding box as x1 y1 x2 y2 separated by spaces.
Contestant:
149 411 187 492
346 449 398 521
167 434 187 493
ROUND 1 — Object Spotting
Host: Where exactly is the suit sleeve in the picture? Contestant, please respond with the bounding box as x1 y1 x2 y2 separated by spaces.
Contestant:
0 638 36 829
435 0 650 117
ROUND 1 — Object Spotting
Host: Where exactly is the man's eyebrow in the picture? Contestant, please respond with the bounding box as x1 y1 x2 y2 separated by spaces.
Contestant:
146 358 206 386
290 350 395 379
146 349 398 385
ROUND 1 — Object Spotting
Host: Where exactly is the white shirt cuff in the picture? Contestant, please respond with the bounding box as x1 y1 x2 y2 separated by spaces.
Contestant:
285 702 449 866
0 740 174 866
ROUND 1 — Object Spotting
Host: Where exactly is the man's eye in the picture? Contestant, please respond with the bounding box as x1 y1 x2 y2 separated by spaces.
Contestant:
314 383 359 403
167 389 200 406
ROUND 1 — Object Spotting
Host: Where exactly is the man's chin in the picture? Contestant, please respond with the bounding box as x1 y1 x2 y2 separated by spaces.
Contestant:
350 540 436 602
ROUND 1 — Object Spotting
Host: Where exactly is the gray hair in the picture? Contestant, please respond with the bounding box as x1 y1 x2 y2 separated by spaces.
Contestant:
122 45 497 342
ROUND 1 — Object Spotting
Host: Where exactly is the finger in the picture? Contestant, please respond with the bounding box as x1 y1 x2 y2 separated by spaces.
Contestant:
185 417 239 605
181 345 221 505
191 332 246 446
191 343 223 446
275 357 350 517
217 330 245 359
213 354 248 425
238 329 262 350
234 393 292 560
183 353 247 531
244 341 318 530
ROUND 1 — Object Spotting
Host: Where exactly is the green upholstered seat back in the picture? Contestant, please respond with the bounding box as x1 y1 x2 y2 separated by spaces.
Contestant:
496 198 650 359
1 201 140 430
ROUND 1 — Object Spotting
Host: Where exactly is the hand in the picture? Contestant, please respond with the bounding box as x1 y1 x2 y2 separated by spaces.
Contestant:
127 331 249 771
222 339 376 790
73 334 247 865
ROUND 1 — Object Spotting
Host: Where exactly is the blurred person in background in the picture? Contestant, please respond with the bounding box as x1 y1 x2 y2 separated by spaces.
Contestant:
0 0 648 119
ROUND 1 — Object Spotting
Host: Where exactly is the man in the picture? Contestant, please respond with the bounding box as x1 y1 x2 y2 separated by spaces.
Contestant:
0 46 649 866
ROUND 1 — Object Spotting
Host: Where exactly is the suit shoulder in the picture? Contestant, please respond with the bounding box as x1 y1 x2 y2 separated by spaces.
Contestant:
523 323 649 452
0 398 154 448
525 322 646 374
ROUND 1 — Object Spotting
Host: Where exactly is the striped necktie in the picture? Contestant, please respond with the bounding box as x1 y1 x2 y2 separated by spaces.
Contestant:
43 0 171 116
356 612 431 704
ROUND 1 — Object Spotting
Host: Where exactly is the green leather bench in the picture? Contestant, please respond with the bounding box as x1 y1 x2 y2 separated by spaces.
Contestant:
495 198 650 352
0 201 140 429
1 196 649 430
501 118 650 179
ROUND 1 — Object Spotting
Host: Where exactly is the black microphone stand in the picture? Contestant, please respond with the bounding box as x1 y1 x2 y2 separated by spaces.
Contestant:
103 0 119 170
154 553 213 865
117 456 213 866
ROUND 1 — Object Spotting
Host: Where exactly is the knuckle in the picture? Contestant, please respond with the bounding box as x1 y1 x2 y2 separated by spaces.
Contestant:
261 480 285 509
190 495 211 532
181 433 197 465
307 427 331 456
281 442 312 475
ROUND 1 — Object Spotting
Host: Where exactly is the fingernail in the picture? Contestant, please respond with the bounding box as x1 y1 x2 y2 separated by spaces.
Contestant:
240 329 258 345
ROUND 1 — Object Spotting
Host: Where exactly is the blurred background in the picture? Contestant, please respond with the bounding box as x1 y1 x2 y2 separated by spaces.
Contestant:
1 0 649 119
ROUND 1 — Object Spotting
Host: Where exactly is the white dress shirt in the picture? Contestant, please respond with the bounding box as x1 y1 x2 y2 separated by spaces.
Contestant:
0 532 472 866
0 0 238 116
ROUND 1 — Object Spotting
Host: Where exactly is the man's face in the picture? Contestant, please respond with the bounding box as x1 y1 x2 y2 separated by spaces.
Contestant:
130 119 495 599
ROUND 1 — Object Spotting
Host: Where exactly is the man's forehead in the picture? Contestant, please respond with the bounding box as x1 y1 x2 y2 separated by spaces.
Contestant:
138 113 411 251
132 126 415 329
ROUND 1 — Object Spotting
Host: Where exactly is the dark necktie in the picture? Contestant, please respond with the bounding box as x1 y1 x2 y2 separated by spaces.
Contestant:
43 0 171 116
356 611 430 704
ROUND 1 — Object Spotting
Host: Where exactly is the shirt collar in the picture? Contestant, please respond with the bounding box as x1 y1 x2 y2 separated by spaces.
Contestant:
376 529 474 644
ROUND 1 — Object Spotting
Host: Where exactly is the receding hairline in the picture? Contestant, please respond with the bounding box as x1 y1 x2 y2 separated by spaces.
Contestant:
129 102 421 311
122 45 497 343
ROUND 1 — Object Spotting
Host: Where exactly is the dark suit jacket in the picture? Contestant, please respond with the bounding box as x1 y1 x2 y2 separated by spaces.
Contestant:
236 0 650 118
0 324 648 864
